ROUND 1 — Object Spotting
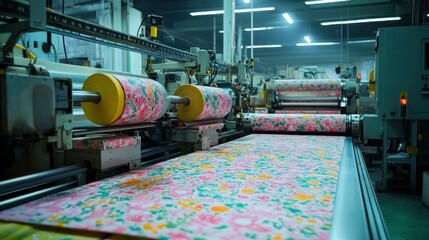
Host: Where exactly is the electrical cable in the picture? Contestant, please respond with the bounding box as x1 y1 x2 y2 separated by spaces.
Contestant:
136 17 147 37
62 0 68 64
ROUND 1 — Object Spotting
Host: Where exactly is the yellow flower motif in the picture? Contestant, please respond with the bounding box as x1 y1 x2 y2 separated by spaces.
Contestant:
198 164 212 170
121 178 142 186
55 222 65 227
295 217 303 223
98 199 106 204
95 219 103 225
162 169 172 174
177 200 189 209
219 185 228 191
241 188 255 194
293 193 314 201
273 234 282 240
301 114 310 120
308 180 320 185
171 163 179 167
317 152 325 157
157 223 167 229
258 173 273 180
327 171 338 176
211 205 229 213
308 219 317 224
142 222 158 234
49 214 60 221
235 173 247 178
149 205 158 210
146 84 153 98
226 155 237 159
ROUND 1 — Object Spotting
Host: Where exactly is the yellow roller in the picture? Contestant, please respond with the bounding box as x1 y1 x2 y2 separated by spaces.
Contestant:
174 85 204 122
81 73 125 125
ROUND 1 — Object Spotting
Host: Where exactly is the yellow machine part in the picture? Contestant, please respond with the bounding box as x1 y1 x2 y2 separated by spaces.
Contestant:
368 69 375 94
150 26 158 39
174 85 204 122
81 73 125 125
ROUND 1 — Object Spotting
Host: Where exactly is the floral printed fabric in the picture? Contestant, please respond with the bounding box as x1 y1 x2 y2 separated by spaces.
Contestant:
73 135 141 150
0 134 344 240
275 110 341 114
196 86 232 121
196 123 224 132
251 114 346 133
275 79 341 97
114 75 167 125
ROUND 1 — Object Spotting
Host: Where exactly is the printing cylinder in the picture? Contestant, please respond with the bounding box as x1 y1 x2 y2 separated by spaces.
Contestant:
81 73 168 126
174 85 232 122
250 114 347 133
275 79 342 96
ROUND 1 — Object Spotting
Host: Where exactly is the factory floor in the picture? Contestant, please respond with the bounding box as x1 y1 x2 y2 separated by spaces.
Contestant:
377 193 429 239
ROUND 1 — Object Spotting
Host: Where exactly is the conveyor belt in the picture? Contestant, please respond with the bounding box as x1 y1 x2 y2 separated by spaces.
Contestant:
0 134 386 239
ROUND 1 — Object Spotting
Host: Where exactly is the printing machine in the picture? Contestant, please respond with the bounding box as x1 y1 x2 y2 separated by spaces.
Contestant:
2 0 428 239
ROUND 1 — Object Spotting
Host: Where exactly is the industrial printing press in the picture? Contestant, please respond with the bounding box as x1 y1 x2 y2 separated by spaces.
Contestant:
0 0 428 239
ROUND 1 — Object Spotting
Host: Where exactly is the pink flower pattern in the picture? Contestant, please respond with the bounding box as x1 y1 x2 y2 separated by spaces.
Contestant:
72 135 141 150
113 75 167 125
0 134 345 239
194 86 232 121
251 114 346 133
275 79 342 97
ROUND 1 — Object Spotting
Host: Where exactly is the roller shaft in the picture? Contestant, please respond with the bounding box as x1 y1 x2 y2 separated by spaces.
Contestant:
278 102 338 107
168 96 190 105
73 91 101 103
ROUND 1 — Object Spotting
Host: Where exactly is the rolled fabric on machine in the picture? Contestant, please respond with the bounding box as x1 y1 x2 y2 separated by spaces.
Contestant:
81 73 168 126
275 109 341 114
251 114 347 133
275 79 342 96
174 85 232 122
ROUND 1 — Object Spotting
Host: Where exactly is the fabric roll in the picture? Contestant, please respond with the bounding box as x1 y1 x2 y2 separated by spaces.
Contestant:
251 114 346 133
275 79 342 96
174 85 232 122
275 109 341 114
82 73 168 126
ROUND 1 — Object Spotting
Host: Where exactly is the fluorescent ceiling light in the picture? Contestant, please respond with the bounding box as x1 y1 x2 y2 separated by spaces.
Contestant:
305 0 350 5
296 42 339 46
321 16 401 25
304 35 311 43
246 44 282 49
347 39 376 44
427 13 429 17
243 0 250 3
296 39 376 46
190 7 275 16
283 13 294 24
244 27 274 31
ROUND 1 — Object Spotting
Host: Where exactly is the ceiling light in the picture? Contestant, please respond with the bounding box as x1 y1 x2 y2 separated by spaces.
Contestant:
347 39 376 44
190 7 275 16
296 42 339 46
304 36 311 43
246 44 282 49
244 27 274 31
321 16 401 26
305 0 350 5
282 13 294 24
243 0 250 3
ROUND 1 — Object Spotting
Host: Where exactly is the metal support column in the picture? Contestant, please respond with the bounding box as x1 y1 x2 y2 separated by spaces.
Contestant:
223 0 235 64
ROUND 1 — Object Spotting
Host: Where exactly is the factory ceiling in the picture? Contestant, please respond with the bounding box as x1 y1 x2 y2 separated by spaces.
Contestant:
136 0 423 71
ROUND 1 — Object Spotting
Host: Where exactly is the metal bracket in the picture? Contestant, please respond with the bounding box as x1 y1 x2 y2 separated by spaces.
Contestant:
0 0 46 62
